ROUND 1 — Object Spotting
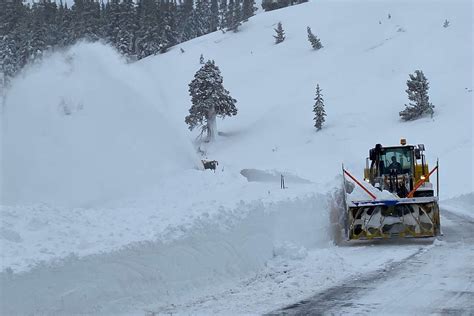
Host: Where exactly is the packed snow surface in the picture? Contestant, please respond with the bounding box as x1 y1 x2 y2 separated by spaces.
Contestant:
0 0 472 314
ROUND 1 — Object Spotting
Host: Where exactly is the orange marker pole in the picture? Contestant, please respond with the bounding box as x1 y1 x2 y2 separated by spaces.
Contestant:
407 165 438 198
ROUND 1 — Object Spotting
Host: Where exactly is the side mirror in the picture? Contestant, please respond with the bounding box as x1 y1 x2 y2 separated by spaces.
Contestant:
415 148 421 159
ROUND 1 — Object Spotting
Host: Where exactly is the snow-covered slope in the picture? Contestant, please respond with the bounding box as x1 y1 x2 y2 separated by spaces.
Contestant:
0 0 472 314
139 0 472 198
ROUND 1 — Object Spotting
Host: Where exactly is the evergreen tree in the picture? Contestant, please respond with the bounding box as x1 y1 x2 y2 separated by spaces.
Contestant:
200 53 205 64
159 0 179 53
313 84 326 130
103 0 121 46
185 60 238 142
0 0 257 79
229 0 241 32
307 26 322 50
218 0 227 31
209 0 219 32
443 19 450 28
399 70 435 121
179 0 196 41
226 0 242 32
195 0 211 36
242 0 256 22
135 0 161 58
0 35 19 85
273 22 285 44
225 0 234 31
27 2 49 64
57 1 75 47
116 0 137 57
71 0 102 42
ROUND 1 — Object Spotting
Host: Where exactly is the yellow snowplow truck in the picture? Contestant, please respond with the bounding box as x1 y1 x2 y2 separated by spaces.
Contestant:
342 139 440 240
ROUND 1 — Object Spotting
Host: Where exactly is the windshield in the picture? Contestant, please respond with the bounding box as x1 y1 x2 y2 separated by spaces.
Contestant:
380 147 413 174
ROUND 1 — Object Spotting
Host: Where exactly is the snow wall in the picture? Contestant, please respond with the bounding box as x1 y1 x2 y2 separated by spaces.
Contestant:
0 43 198 207
0 194 331 315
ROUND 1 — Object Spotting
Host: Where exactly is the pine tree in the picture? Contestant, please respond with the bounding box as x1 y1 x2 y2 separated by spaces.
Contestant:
103 0 121 46
443 19 450 28
209 0 219 32
57 1 75 47
159 1 179 53
185 60 238 142
116 0 137 57
399 70 435 121
228 0 241 32
179 0 196 41
242 0 256 22
218 0 227 31
307 26 322 50
200 53 205 64
135 0 161 58
0 35 19 85
195 0 211 36
225 0 235 32
27 2 49 64
313 84 326 131
273 22 285 44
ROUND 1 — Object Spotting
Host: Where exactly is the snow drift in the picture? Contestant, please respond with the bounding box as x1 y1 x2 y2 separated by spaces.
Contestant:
1 43 197 207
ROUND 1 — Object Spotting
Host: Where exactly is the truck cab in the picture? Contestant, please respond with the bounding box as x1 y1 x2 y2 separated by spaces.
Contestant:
364 140 433 197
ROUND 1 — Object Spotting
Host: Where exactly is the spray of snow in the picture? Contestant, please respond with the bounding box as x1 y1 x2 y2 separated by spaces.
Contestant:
1 43 198 207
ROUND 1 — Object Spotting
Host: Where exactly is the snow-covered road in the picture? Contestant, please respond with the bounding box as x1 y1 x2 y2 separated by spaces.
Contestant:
271 210 474 315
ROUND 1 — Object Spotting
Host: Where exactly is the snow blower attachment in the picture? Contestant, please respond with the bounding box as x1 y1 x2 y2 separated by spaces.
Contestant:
342 140 440 240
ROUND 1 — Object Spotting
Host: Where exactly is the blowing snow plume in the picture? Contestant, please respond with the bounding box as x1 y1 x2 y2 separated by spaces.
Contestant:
1 43 197 207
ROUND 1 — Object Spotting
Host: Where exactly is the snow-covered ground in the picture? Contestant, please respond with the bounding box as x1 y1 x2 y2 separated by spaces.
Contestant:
1 0 472 314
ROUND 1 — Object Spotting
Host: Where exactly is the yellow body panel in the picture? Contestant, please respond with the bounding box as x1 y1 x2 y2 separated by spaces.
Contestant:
414 164 430 182
364 168 370 180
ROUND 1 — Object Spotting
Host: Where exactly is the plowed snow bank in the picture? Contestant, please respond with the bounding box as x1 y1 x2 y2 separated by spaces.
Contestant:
0 194 330 315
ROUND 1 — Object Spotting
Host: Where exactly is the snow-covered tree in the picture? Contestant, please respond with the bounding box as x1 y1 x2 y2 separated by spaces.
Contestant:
399 70 435 121
313 84 326 130
218 0 227 31
158 1 179 54
135 0 161 58
225 0 241 32
307 26 323 50
230 0 242 32
195 0 211 37
185 60 238 141
200 53 205 64
242 0 256 22
116 0 137 57
443 19 450 28
274 22 285 44
209 0 219 32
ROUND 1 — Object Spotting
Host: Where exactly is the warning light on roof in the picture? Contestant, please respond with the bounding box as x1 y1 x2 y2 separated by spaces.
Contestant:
400 138 407 145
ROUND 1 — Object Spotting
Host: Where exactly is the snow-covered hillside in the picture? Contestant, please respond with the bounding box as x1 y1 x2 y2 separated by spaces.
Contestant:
139 0 472 198
0 0 472 314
